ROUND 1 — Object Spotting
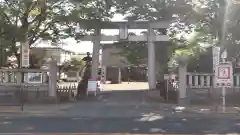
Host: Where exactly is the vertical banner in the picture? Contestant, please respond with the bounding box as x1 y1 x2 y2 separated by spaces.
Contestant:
212 46 220 71
21 42 29 67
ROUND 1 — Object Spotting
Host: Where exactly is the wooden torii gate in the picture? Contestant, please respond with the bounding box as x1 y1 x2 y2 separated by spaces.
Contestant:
79 20 170 90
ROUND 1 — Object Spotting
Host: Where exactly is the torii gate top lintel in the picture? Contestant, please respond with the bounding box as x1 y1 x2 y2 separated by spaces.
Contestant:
79 20 170 29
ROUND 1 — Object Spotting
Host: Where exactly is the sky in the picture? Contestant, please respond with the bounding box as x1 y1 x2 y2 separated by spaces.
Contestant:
60 14 145 53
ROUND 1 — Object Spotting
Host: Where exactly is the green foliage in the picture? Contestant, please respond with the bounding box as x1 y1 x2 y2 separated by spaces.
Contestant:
174 32 207 57
0 47 7 67
114 0 222 66
115 0 193 20
29 49 46 68
116 42 147 66
61 56 85 72
70 56 85 71
0 0 115 68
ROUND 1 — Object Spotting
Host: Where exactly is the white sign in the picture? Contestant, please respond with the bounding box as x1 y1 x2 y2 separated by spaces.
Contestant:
87 79 97 92
214 62 233 88
24 73 43 84
21 43 29 67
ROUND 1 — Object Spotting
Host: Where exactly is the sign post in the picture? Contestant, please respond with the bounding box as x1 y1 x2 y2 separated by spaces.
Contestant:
214 58 233 112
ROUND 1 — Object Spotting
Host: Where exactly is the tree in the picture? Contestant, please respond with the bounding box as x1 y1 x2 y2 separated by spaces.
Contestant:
0 0 115 68
0 0 69 67
0 47 7 67
186 0 240 62
112 0 222 85
61 56 85 72
29 48 46 68
69 56 85 72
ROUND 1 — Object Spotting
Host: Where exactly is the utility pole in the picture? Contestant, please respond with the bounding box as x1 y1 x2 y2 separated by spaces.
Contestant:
217 0 240 112
0 28 2 67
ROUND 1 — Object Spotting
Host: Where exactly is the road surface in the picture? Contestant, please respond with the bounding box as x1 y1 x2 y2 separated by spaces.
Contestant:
0 87 240 134
0 115 240 134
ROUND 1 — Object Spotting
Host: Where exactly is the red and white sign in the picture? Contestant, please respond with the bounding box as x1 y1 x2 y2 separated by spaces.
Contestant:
214 62 233 88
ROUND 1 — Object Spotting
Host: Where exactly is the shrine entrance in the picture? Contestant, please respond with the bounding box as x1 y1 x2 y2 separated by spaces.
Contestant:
78 20 169 91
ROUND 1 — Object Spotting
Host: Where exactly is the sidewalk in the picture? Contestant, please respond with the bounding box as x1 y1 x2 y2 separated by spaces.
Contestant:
0 103 73 116
146 90 240 115
182 105 240 114
0 102 239 118
0 91 240 118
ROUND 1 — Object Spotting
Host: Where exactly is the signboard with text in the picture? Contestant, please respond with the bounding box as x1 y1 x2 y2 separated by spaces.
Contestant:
87 79 97 93
24 73 43 84
214 62 233 88
21 43 29 67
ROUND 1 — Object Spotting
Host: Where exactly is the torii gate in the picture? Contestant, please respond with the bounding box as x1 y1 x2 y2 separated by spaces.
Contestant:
79 20 170 90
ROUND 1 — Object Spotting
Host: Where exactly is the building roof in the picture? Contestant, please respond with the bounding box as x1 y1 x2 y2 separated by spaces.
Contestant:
32 47 75 54
31 40 75 54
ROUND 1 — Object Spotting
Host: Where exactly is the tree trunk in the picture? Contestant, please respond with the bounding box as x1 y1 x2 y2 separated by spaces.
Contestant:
15 53 21 68
0 49 7 67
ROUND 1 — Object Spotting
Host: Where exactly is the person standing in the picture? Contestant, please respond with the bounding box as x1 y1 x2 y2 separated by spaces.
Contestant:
82 52 92 66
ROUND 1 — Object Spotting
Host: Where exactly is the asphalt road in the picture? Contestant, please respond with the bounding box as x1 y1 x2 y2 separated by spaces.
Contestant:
0 115 240 134
0 84 240 134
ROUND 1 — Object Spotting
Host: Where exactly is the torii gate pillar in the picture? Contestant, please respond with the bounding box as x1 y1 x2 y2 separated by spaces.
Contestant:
91 28 101 81
148 25 156 89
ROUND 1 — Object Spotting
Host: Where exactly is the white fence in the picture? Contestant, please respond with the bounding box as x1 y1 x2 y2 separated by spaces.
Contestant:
185 72 240 105
186 73 240 88
0 69 49 91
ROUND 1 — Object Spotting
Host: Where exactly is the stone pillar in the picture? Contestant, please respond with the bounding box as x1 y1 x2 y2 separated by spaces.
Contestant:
10 72 15 83
147 25 156 89
91 27 101 81
42 72 48 83
178 64 187 105
16 70 22 84
48 60 57 98
4 71 9 82
101 66 106 84
118 67 122 84
0 71 2 82
76 71 80 83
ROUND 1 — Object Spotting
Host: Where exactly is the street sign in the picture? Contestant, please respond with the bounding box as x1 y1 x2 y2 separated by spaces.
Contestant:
214 62 233 88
